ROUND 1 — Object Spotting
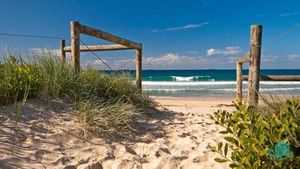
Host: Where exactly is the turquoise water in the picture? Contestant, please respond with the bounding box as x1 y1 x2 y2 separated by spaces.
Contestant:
138 69 300 97
108 69 300 97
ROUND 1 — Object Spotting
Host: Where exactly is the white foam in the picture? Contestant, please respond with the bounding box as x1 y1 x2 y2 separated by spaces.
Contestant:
142 81 300 86
170 76 211 82
143 81 235 86
143 87 300 92
214 88 300 92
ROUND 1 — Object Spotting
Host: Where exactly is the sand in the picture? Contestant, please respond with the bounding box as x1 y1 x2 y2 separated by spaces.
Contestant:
0 96 235 169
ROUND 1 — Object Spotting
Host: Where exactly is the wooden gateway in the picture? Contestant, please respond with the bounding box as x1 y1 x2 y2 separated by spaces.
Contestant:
236 25 300 106
60 21 142 91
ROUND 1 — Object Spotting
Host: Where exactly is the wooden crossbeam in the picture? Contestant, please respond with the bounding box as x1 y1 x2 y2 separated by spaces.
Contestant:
64 44 134 52
67 21 143 91
243 75 300 81
237 55 250 63
79 24 141 49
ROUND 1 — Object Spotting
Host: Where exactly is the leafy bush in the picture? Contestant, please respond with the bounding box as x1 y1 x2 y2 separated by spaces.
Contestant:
213 100 300 169
0 56 40 105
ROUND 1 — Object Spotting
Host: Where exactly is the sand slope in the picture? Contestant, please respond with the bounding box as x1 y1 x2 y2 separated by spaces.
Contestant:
0 97 234 169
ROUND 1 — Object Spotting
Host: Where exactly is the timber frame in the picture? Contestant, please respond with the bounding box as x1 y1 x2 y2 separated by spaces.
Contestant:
236 25 262 106
60 21 142 91
236 25 300 106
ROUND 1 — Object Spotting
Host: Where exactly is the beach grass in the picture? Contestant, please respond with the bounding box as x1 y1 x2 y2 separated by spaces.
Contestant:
0 50 151 138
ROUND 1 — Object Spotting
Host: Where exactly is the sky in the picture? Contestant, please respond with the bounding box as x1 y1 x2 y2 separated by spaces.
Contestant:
0 0 300 69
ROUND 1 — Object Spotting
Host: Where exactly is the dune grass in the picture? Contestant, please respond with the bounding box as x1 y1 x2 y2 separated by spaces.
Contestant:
0 51 151 138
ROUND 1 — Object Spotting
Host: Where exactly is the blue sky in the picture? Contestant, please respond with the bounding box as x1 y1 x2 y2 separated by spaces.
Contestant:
0 0 300 69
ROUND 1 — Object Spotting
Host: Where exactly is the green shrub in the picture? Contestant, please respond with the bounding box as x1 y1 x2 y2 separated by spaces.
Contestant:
0 56 40 105
213 99 300 169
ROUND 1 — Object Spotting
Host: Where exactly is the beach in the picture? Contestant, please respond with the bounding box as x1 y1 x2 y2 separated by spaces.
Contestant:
2 1 300 167
0 96 234 169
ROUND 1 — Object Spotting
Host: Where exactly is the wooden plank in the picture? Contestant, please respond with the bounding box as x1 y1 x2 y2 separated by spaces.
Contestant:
79 24 141 50
247 25 263 106
236 62 243 101
71 21 80 74
237 55 250 63
136 48 142 91
64 44 134 52
60 39 66 63
243 75 300 81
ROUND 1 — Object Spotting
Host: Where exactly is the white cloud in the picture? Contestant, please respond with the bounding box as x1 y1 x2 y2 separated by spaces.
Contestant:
29 48 60 55
279 12 300 17
287 54 300 61
81 52 300 70
207 46 242 56
28 48 72 60
152 22 209 32
83 53 210 70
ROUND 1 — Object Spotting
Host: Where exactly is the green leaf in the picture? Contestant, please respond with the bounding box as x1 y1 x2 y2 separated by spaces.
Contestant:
259 134 266 145
229 163 240 168
224 136 239 146
217 142 223 153
294 156 300 164
259 148 269 156
214 158 228 163
224 143 228 156
219 130 229 134
253 159 261 168
241 138 256 144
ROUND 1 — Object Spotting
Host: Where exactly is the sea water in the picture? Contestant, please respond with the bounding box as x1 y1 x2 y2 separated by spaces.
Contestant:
139 69 300 98
107 69 300 98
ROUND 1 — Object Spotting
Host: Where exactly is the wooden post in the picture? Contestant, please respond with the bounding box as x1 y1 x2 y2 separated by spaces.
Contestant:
247 25 263 106
236 55 249 101
71 21 80 73
136 47 142 91
236 61 243 101
60 39 66 63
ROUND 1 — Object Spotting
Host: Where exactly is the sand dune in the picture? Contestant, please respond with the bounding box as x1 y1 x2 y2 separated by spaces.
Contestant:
0 97 234 169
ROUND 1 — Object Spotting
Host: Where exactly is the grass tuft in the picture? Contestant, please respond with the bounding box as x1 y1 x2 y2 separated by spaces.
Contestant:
0 50 151 138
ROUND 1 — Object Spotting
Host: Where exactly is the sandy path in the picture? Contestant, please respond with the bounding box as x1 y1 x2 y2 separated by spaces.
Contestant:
0 97 234 169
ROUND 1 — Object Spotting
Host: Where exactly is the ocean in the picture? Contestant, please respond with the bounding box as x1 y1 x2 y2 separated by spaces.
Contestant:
137 69 300 98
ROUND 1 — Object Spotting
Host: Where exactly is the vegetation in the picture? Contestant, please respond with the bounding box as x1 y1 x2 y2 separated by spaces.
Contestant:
0 51 151 138
213 99 300 169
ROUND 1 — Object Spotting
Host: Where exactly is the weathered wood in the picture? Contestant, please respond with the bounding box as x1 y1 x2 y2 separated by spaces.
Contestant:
236 55 249 101
71 21 80 73
67 21 143 90
243 75 300 81
237 55 250 63
64 44 134 52
79 24 141 50
236 62 243 101
247 25 263 106
136 47 142 91
60 39 66 63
